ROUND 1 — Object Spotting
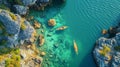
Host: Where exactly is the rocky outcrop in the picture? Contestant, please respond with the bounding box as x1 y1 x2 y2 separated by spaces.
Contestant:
21 0 37 6
48 19 56 26
0 9 35 48
13 5 28 15
93 32 120 67
33 20 41 29
21 0 50 7
102 29 107 35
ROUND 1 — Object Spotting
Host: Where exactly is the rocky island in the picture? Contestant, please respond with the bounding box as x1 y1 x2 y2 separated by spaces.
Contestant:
93 25 120 67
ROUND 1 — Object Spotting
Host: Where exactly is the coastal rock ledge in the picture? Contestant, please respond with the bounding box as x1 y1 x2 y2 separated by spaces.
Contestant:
93 33 120 67
0 9 35 48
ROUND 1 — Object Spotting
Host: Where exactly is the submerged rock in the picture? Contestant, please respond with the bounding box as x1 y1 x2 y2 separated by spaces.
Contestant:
33 20 41 29
102 29 107 35
48 19 56 26
40 51 46 56
39 34 45 46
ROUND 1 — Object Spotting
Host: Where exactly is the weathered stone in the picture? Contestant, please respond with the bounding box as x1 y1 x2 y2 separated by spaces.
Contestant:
0 9 35 47
93 33 120 67
21 0 37 6
39 34 45 46
40 51 46 56
48 19 56 26
13 5 28 15
33 20 41 29
102 29 107 35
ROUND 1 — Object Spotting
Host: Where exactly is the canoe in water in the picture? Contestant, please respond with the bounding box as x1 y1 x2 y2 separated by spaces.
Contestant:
73 40 78 55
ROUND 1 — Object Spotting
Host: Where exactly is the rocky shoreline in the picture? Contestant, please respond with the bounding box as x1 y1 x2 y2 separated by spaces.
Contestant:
93 24 120 67
0 0 67 67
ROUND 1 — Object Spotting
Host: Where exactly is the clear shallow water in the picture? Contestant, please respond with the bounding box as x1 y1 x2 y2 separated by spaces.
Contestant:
30 0 120 67
61 0 120 67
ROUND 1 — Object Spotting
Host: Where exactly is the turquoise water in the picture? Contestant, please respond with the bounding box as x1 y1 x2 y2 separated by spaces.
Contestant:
62 0 120 67
30 0 120 67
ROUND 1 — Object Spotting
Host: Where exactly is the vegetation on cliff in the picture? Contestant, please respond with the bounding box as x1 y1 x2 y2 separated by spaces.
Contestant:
0 4 10 11
0 48 20 67
8 0 23 5
98 45 111 56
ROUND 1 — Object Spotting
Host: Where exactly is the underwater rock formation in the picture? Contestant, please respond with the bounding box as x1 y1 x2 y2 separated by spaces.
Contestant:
102 29 107 35
39 34 45 46
33 20 41 29
0 9 35 48
48 19 56 26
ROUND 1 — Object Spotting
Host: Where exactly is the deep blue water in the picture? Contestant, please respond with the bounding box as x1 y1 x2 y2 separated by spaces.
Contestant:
61 0 120 67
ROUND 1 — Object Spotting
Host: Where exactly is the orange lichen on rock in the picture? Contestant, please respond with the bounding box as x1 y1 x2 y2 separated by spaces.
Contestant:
48 19 56 26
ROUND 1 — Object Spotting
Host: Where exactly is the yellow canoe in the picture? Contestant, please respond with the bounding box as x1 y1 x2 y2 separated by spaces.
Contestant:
73 40 78 55
56 26 68 31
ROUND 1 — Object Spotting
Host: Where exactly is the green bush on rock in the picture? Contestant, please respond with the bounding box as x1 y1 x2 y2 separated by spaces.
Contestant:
0 4 10 11
2 48 21 67
99 45 111 56
114 46 120 51
8 0 23 5
0 40 7 45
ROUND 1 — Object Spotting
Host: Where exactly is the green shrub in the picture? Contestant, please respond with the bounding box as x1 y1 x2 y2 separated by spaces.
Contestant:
0 40 7 45
4 48 20 67
8 0 23 5
99 45 111 56
114 46 120 51
0 4 10 11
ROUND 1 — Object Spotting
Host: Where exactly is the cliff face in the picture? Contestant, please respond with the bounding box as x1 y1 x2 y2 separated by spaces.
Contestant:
0 9 35 48
93 33 120 67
